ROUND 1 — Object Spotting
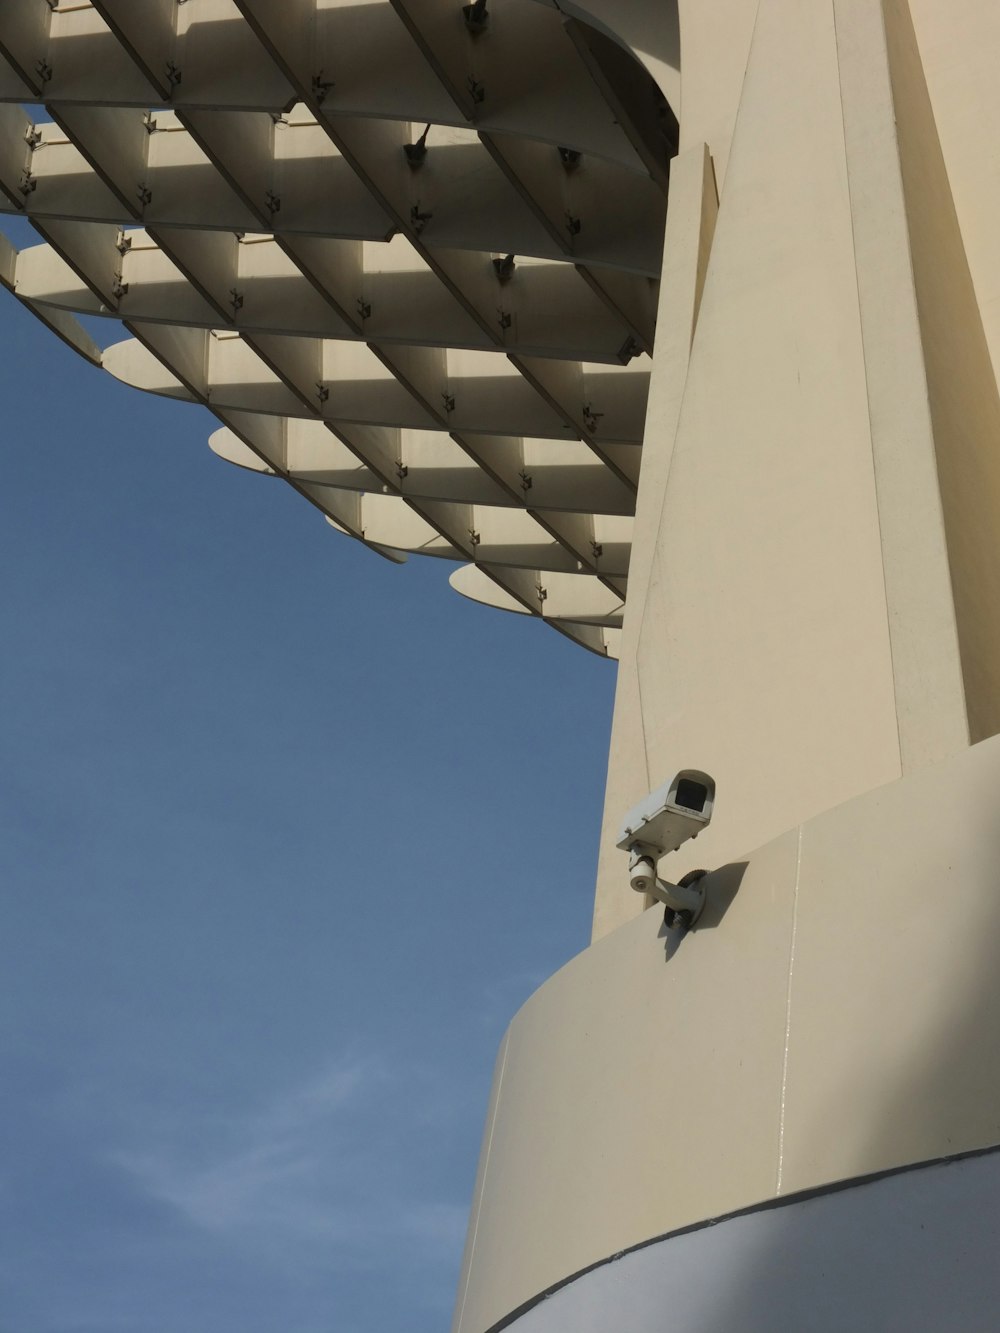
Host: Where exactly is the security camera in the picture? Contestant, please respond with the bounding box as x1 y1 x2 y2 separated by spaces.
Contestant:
617 771 715 929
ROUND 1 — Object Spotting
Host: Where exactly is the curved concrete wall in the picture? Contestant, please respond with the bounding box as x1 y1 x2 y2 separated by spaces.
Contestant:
454 732 1000 1331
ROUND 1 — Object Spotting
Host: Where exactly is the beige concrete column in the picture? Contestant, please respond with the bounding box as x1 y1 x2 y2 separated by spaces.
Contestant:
595 0 1000 937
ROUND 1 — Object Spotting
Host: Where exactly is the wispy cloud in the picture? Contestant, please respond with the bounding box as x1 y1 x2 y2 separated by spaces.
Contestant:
108 1050 467 1271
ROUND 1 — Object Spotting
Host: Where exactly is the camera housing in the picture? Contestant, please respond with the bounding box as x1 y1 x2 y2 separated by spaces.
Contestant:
616 771 716 929
615 770 715 859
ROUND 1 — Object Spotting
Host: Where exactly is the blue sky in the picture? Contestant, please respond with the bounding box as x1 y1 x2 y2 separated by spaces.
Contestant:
0 232 616 1333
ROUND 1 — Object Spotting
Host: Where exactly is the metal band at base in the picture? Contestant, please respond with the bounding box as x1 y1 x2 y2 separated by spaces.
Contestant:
485 1145 1000 1333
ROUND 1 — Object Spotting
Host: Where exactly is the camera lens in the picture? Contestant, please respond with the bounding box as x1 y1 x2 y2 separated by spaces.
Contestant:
675 778 708 812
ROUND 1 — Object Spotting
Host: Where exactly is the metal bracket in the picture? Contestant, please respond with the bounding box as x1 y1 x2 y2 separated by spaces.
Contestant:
628 845 708 929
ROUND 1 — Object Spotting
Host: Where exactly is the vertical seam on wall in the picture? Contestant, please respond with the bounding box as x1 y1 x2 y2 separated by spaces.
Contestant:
775 824 802 1195
831 0 905 779
634 659 653 789
454 1030 511 1333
